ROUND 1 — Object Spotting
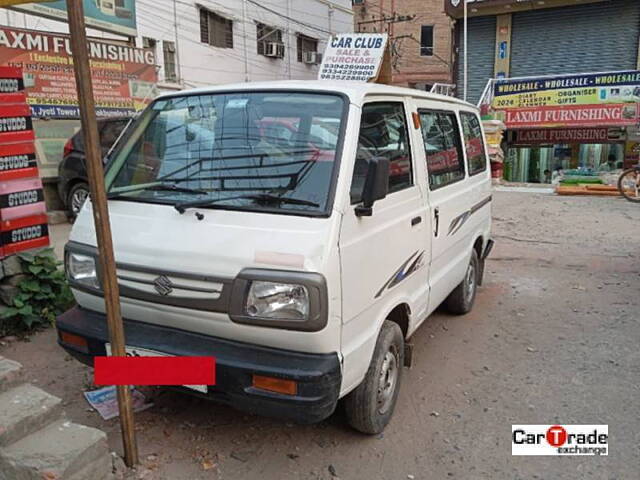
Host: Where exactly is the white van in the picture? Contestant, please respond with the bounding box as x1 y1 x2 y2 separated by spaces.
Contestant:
57 81 493 434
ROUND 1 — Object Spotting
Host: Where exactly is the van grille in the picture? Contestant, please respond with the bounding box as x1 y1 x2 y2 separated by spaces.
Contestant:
115 263 232 312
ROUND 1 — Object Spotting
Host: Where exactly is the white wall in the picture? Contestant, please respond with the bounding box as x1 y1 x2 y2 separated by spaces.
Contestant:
1 0 354 89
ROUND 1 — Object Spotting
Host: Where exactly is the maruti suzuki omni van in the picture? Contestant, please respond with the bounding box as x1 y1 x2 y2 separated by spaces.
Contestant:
57 81 492 434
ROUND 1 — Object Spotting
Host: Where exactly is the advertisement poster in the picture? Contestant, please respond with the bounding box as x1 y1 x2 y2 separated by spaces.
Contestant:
319 33 388 82
493 71 640 109
0 26 157 118
503 103 639 129
12 0 137 37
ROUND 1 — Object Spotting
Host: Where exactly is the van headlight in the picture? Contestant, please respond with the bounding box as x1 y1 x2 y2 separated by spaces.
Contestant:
246 281 309 320
66 251 100 289
230 269 327 331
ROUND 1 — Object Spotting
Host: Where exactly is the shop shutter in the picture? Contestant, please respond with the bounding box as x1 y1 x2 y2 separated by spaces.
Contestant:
455 16 496 105
510 0 640 78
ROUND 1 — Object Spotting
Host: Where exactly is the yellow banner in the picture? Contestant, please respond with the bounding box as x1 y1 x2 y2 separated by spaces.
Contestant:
493 86 639 109
0 0 54 6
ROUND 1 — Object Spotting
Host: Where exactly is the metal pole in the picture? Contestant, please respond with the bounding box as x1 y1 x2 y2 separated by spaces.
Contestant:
242 0 249 82
65 0 138 468
173 0 182 85
286 0 291 80
463 0 468 102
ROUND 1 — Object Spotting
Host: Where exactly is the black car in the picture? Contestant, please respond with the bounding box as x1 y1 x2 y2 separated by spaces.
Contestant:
57 117 130 217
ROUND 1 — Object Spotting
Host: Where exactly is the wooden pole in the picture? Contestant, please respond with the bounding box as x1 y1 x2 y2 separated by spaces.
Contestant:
65 0 139 467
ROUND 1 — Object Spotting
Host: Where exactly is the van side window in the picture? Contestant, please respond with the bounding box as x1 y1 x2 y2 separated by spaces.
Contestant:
418 110 465 190
460 112 487 175
350 102 413 204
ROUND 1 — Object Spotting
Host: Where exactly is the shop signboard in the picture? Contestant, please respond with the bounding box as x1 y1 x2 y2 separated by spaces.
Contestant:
319 34 388 82
493 71 640 110
503 103 639 129
512 127 623 145
11 0 137 37
0 27 157 118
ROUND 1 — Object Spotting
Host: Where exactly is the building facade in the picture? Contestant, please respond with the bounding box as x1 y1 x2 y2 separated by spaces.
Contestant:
0 0 353 179
447 0 640 183
352 0 454 89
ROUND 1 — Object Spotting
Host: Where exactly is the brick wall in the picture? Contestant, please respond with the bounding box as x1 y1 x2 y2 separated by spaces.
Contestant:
353 0 454 88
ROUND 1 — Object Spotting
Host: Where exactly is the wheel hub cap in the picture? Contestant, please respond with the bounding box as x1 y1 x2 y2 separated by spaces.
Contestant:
377 347 398 415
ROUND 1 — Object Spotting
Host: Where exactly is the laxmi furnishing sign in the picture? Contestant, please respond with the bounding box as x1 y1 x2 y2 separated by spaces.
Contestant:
0 26 157 118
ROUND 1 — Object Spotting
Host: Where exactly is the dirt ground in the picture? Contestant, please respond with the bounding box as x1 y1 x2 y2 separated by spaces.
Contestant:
1 190 639 480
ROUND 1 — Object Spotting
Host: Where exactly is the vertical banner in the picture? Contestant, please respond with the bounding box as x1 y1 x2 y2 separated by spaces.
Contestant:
0 66 49 258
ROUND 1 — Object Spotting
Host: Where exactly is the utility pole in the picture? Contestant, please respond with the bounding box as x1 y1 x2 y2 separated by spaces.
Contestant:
65 0 138 468
463 0 468 101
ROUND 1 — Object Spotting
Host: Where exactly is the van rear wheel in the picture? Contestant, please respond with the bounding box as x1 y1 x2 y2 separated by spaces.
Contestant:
344 320 404 435
445 249 479 315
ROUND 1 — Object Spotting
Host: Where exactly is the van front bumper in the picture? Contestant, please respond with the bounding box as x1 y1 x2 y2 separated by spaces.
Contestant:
56 306 341 424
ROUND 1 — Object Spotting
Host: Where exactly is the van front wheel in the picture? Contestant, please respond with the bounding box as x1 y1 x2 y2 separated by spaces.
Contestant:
445 249 479 315
344 320 404 435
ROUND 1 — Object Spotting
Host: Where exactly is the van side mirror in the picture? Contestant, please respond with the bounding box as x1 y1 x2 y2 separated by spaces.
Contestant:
355 157 389 217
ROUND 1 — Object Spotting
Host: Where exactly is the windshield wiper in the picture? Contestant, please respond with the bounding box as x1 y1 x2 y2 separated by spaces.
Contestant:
108 183 208 198
174 193 319 214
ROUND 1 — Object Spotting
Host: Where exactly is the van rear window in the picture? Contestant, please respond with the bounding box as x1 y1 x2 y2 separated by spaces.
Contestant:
418 110 465 190
460 112 487 176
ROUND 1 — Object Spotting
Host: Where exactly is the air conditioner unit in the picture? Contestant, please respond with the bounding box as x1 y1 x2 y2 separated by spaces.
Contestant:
303 51 319 64
265 42 284 58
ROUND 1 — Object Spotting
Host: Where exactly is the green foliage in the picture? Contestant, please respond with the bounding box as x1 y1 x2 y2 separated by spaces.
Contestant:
0 248 74 337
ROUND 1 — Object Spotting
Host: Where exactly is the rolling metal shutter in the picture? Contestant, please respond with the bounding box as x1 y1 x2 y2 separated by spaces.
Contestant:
456 16 496 105
510 0 640 78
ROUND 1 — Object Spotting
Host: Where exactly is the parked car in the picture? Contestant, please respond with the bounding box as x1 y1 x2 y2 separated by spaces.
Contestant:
57 82 493 434
57 117 130 217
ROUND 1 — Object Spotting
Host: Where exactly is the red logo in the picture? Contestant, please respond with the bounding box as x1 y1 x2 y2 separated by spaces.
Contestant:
546 425 567 447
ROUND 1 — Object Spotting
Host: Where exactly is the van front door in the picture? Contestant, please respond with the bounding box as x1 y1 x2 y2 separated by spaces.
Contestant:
339 100 430 394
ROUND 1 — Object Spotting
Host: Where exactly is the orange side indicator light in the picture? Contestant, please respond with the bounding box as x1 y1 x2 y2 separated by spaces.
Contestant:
252 375 298 395
60 331 88 351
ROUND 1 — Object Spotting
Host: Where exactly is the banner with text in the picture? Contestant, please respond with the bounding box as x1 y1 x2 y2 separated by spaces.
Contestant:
12 0 137 37
512 128 624 145
503 103 639 129
0 27 157 118
493 71 640 114
319 33 388 82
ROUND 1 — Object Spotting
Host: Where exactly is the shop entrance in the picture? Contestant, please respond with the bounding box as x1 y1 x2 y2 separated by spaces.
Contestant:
504 143 625 184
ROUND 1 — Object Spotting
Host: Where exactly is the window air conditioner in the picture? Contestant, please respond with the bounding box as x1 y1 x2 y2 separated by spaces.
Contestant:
303 51 319 64
265 42 284 58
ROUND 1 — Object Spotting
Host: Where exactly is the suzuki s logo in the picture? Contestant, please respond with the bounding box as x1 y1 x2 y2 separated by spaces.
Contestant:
153 275 173 296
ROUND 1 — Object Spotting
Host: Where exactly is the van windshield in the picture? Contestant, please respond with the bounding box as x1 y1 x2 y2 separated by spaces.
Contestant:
107 91 346 214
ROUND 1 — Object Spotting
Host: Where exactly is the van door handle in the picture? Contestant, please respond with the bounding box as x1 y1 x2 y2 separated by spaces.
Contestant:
434 208 440 237
411 216 422 226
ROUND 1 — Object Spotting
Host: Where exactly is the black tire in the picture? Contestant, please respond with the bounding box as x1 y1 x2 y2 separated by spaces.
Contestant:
67 182 89 218
344 320 404 435
445 249 479 315
618 168 640 203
